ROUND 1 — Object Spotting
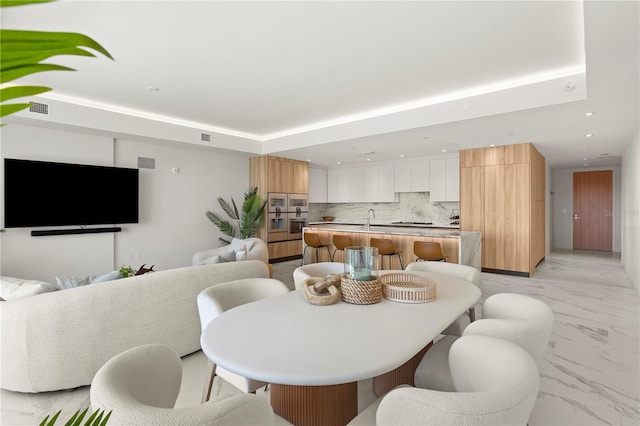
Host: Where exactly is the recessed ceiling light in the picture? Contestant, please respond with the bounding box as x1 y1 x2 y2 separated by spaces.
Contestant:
583 157 588 161
585 134 593 137
442 149 447 153
400 154 405 158
490 144 496 147
366 158 371 161
306 159 311 162
337 161 341 165
584 112 595 116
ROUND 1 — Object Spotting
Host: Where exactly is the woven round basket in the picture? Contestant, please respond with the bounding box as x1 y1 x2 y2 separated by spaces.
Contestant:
381 273 437 303
340 275 382 305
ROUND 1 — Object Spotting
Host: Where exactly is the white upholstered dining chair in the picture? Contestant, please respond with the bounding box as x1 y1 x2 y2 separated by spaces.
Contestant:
197 278 290 401
414 292 554 392
90 344 277 426
405 261 481 335
348 334 540 425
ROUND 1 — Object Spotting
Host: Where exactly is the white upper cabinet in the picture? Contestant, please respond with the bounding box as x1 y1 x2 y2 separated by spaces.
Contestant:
327 164 398 203
394 163 411 192
378 164 396 202
349 167 364 202
363 166 379 201
429 157 460 202
445 157 460 202
309 167 328 203
429 159 447 201
411 160 430 192
325 155 458 203
327 169 350 202
395 160 431 192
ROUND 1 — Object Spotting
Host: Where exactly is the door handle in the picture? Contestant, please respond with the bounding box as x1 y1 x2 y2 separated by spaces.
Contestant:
574 214 581 220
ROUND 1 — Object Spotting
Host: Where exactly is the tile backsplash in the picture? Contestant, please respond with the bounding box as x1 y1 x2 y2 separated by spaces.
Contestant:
310 192 459 226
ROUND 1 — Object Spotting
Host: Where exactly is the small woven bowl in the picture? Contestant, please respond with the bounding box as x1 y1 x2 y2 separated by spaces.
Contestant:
381 273 436 303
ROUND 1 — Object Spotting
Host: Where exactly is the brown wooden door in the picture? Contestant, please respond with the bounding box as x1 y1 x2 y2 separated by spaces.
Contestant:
573 171 612 251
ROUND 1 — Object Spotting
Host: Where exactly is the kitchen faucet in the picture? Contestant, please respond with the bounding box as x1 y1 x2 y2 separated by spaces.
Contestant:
367 209 376 230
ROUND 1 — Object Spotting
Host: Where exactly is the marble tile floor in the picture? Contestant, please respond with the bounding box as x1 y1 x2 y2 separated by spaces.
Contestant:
1 249 638 425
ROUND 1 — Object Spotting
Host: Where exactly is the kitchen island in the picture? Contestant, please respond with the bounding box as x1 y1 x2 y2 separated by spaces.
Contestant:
303 223 481 270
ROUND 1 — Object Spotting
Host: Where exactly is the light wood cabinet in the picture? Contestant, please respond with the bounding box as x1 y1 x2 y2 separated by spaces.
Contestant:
460 143 544 277
304 228 460 267
250 155 309 260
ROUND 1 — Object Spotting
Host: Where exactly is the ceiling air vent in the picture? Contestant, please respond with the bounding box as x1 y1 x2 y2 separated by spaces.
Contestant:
201 133 211 142
29 102 49 115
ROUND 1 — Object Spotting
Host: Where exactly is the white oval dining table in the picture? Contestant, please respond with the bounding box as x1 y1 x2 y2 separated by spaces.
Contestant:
201 270 480 426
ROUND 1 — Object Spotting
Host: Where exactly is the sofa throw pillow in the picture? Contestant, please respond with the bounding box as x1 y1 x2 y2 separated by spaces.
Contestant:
91 270 122 283
219 249 237 263
230 238 254 253
55 275 94 290
203 255 223 264
235 246 248 261
0 276 58 300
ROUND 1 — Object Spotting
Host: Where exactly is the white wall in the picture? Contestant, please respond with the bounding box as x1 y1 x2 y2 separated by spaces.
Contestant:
0 123 252 283
551 166 622 252
621 128 639 292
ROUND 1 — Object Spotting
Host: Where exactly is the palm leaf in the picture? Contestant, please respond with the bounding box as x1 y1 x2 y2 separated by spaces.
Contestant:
0 1 114 123
0 102 33 118
1 0 53 7
230 198 240 220
1 85 51 102
39 409 61 426
38 408 111 426
217 197 239 220
205 211 236 240
0 63 75 84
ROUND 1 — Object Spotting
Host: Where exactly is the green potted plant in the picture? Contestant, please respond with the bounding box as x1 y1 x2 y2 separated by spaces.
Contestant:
206 186 266 245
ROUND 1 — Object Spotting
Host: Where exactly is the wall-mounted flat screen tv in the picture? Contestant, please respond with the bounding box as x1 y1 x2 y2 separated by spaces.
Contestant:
3 158 139 228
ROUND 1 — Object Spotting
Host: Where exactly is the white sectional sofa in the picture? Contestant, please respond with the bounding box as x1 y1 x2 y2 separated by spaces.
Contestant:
0 260 270 393
192 238 269 266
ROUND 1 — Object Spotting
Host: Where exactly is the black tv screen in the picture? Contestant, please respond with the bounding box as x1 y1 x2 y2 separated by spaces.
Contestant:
3 158 139 228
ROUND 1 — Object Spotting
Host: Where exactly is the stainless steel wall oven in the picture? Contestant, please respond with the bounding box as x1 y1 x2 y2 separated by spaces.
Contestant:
267 192 308 242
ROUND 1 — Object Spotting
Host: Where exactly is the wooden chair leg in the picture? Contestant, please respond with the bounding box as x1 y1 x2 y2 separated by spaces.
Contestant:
201 359 217 403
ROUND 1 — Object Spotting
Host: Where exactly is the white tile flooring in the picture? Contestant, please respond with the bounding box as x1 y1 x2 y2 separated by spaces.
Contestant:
1 250 638 425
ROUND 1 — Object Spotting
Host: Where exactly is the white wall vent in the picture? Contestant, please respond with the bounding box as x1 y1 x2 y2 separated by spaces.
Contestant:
29 102 49 115
137 157 156 169
201 133 211 142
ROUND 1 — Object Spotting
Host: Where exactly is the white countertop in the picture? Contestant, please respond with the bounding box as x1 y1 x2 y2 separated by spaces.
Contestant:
201 271 480 386
304 223 475 238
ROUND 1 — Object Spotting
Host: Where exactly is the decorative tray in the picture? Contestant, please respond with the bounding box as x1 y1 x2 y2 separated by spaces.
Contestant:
380 273 437 303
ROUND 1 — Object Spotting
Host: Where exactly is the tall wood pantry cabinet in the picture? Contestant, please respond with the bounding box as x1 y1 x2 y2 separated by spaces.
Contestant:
249 155 309 261
460 143 545 277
